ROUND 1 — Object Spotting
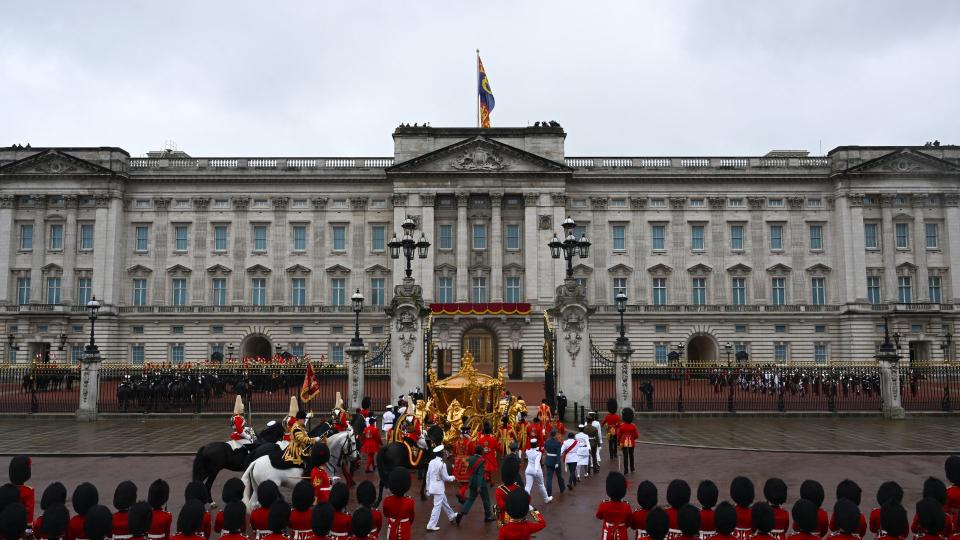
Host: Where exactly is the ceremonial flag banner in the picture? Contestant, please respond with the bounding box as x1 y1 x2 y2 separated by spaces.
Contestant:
300 362 321 402
477 52 495 128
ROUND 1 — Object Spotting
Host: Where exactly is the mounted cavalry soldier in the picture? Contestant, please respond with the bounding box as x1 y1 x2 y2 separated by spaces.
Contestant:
228 396 254 449
331 392 349 433
282 397 319 467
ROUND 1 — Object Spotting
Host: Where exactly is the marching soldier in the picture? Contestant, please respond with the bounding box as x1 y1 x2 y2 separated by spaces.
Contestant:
596 472 632 540
355 482 381 538
212 479 245 535
499 489 546 540
261 501 290 540
830 480 866 537
523 438 551 505
615 408 638 475
329 484 352 537
216 503 248 540
947 456 960 524
360 417 381 473
751 503 776 540
829 501 862 540
477 423 500 487
289 481 314 540
788 500 823 540
712 503 740 540
170 500 206 540
39 503 69 540
310 444 334 504
602 399 621 461
537 399 552 423
763 479 789 540
452 427 475 504
498 418 515 457
250 482 279 539
868 482 903 536
666 480 692 534
678 504 701 540
730 476 755 540
9 455 34 524
383 468 415 540
543 430 564 497
874 502 908 540
698 480 719 538
798 480 828 538
494 458 523 527
34 481 66 538
584 414 601 474
631 481 659 538
359 397 372 426
349 508 377 540
127 502 153 540
183 482 212 539
424 445 456 532
84 505 114 540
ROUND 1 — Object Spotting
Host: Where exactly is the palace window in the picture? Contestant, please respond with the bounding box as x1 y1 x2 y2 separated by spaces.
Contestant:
332 225 346 251
80 224 94 250
691 225 705 251
170 343 185 364
171 278 188 306
330 278 345 306
371 226 385 252
867 276 882 305
925 223 939 249
48 224 64 250
652 278 667 305
612 225 626 252
437 277 453 303
771 277 786 305
253 225 268 251
291 278 306 306
897 276 912 303
174 225 189 251
19 224 33 251
769 225 783 251
132 278 147 306
692 278 706 305
731 277 745 305
292 226 307 252
895 223 909 249
252 278 267 306
651 225 666 251
438 225 453 250
811 277 826 305
506 277 521 303
472 224 487 250
131 345 145 364
46 277 61 304
815 343 828 364
729 225 744 251
214 225 228 251
472 277 487 302
77 278 92 306
864 223 879 249
928 276 942 304
371 278 385 306
809 225 823 251
774 342 788 362
506 224 521 250
613 277 627 303
135 226 149 252
212 278 227 306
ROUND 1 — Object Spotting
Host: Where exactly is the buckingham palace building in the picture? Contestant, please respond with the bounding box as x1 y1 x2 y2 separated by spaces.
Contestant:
1 125 958 378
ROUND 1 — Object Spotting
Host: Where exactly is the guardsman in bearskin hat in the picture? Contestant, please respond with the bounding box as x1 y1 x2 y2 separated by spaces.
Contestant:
112 481 138 539
665 480 691 534
383 468 415 540
830 500 862 540
830 480 866 537
751 503 776 540
0 502 27 540
359 397 372 426
868 482 903 536
678 504 701 540
309 503 334 540
250 481 279 539
712 502 739 540
492 457 523 527
763 479 789 540
183 482 211 539
212 479 244 536
788 500 822 540
310 444 334 505
171 501 207 540
229 396 253 447
354 482 380 538
217 502 248 540
8 456 34 524
947 456 960 524
875 502 907 540
128 502 153 540
328 483 352 538
915 498 946 540
83 505 113 540
646 507 671 540
730 477 755 540
261 501 290 540
698 480 719 538
615 408 638 474
347 507 375 540
360 417 381 474
283 398 319 467
631 481 659 538
289 481 314 540
33 482 66 538
911 477 956 537
39 503 68 540
596 472 632 540
68 482 98 540
798 480 827 537
147 479 172 540
499 489 546 540
331 393 349 433
602 399 621 461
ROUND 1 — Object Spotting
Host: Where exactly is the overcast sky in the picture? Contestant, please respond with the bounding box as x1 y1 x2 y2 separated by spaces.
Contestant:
2 1 958 158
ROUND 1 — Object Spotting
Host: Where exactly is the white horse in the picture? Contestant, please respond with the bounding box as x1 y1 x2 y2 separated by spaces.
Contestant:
241 429 358 508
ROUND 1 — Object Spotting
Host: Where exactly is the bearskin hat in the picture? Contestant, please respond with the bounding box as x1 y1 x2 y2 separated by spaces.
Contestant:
679 504 701 537
880 502 907 539
946 455 960 486
922 477 947 505
606 472 627 502
500 457 520 486
0 485 19 514
836 479 862 506
916 497 944 536
621 407 635 423
356 481 376 509
667 479 691 509
832 499 861 535
646 507 670 540
714 502 737 536
730 476 755 507
697 480 719 509
267 500 290 533
361 396 371 410
0 503 25 540
388 468 411 497
128 501 153 537
183 481 208 505
40 482 67 510
751 502 774 534
637 480 658 510
40 504 69 539
329 483 349 512
7 456 29 486
256 481 279 509
800 480 824 507
177 500 205 536
876 481 903 506
350 507 373 538
83 505 113 540
71 483 98 516
791 499 818 534
312 443 331 467
113 481 137 512
504 488 530 520
149 479 170 510
292 480 314 512
222 501 246 534
221 478 244 506
607 398 618 414
763 478 787 506
311 503 334 536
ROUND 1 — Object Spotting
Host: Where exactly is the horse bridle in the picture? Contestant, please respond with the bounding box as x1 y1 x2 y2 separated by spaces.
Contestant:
331 431 358 469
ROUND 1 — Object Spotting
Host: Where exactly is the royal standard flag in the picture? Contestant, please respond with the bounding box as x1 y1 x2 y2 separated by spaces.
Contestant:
478 55 495 128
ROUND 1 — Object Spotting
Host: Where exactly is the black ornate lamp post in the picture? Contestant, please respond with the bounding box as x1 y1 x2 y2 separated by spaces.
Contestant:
548 217 591 280
389 217 430 279
351 288 365 348
614 292 628 348
85 297 101 355
723 342 733 367
941 331 953 363
612 291 634 409
227 343 235 362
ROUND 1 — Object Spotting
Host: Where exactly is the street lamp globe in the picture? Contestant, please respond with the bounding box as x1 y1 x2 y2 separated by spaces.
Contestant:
614 291 627 313
388 233 401 259
548 234 562 259
86 297 101 320
578 233 591 258
417 233 430 259
561 216 576 232
351 288 365 313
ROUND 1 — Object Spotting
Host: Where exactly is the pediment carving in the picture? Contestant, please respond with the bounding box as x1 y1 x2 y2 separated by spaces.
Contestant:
364 264 390 275
766 263 792 275
206 264 232 275
247 264 272 275
647 263 673 276
324 264 351 275
687 263 713 275
572 263 594 275
841 149 960 175
388 136 570 175
0 149 116 175
41 263 63 275
607 263 634 275
285 264 312 275
805 263 832 274
726 263 753 275
166 264 192 275
127 264 153 276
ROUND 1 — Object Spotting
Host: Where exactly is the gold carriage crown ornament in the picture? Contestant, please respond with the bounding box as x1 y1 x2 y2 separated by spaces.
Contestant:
427 350 506 443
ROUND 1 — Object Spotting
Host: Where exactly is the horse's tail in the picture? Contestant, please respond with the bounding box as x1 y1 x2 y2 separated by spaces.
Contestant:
241 458 257 508
192 446 207 482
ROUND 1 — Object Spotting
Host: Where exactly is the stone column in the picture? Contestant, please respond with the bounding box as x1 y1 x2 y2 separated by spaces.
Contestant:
419 194 436 302
92 195 122 305
272 197 290 304
549 279 593 416
455 193 469 302
707 197 726 301
29 196 46 303
61 196 78 304
346 342 369 410
837 194 868 303
912 195 930 301
613 339 633 411
0 196 14 303
76 350 102 422
879 359 905 419
880 194 898 301
630 197 648 304
349 197 367 294
191 198 210 305
945 194 960 300
669 197 688 303
788 196 807 303
151 198 172 304
523 194 540 303
231 198 251 304
490 192 504 302
386 277 429 402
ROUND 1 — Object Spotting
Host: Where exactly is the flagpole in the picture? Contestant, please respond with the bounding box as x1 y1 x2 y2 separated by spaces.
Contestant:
476 49 480 128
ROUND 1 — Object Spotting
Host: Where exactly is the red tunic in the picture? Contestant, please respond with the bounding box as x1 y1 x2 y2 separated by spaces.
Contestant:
772 506 789 535
367 509 382 536
701 509 716 533
311 467 332 504
346 534 377 540
213 511 247 534
200 512 212 539
114 511 130 537
498 427 515 455
170 535 205 540
382 495 415 540
230 415 247 441
876 535 906 540
911 512 955 537
249 508 269 535
735 505 752 529
597 500 634 540
333 411 348 432
815 509 828 537
665 507 679 530
948 486 960 523
616 423 639 448
712 534 738 540
219 534 250 540
498 512 546 540
452 437 476 483
751 534 776 540
538 403 552 422
495 484 522 525
262 533 287 540
526 424 542 450
290 509 313 539
18 485 35 524
631 508 649 533
553 420 567 437
150 509 173 538
360 425 381 455
602 413 621 438
786 533 820 540
331 512 351 537
868 508 881 535
477 434 500 473
67 515 86 540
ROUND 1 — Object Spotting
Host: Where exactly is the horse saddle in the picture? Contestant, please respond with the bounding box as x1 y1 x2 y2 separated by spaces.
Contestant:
227 440 252 451
268 449 303 471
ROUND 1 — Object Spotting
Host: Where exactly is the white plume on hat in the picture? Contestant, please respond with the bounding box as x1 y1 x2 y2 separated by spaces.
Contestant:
288 396 299 417
233 395 244 415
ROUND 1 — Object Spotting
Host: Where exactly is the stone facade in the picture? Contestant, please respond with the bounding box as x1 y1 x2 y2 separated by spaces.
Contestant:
1 126 958 375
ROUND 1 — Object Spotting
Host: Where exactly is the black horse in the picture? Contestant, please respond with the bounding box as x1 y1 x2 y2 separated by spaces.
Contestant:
192 420 283 502
375 424 444 505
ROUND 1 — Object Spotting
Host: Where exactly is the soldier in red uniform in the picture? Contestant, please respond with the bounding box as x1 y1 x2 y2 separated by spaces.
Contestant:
360 418 381 473
452 427 475 503
602 399 621 461
875 502 908 540
553 417 567 438
828 501 861 540
868 482 903 536
170 501 206 540
787 500 821 540
632 481 659 538
494 459 523 527
9 455 35 524
348 508 377 540
730 477 755 540
309 503 334 540
751 503 777 540
712 503 740 540
289 481 315 540
33 481 67 538
526 419 544 451
261 502 290 540
597 472 633 540
477 423 500 486
911 478 956 537
829 480 866 537
183 482 212 539
646 508 671 540
615 408 638 474
677 505 702 540
39 503 69 540
148 479 173 540
916 498 948 540
359 397 372 425
250 481 279 539
328 484 352 538
383 469 415 540
217 502 249 540
112 481 138 540
498 489 546 540
127 502 153 540
947 456 960 525
354 482 381 538
798 481 828 537
212 479 244 535
311 445 333 505
763 479 789 540
698 480 719 538
666 480 692 533
332 393 349 433
67 483 98 540
537 399 552 423
84 505 115 540
229 396 252 446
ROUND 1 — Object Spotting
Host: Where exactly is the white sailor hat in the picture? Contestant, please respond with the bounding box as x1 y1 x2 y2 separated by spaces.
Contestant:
433 444 445 453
